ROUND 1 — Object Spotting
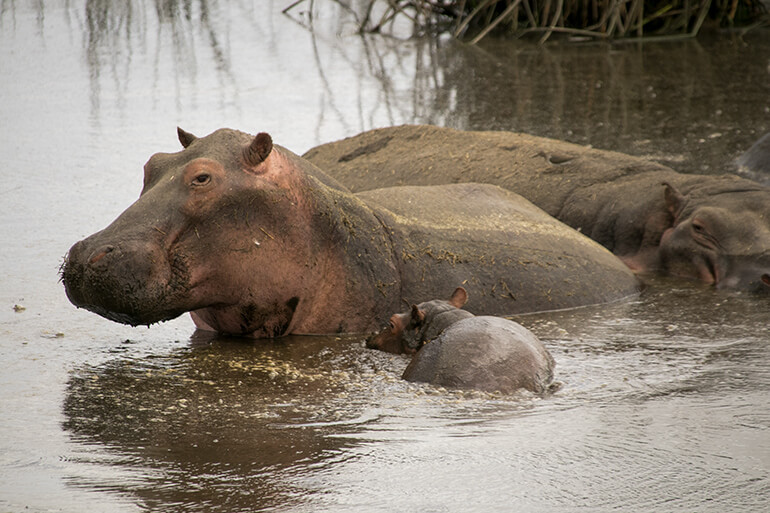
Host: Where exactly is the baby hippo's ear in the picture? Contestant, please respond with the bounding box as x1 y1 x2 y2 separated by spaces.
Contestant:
448 287 468 308
410 305 426 326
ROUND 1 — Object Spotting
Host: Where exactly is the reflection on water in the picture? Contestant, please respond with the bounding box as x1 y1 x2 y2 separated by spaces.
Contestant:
81 0 238 122
465 36 770 174
73 0 770 169
63 335 367 511
6 1 767 158
1 2 769 512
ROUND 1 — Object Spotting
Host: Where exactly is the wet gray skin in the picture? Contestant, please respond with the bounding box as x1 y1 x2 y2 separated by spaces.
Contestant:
304 125 770 294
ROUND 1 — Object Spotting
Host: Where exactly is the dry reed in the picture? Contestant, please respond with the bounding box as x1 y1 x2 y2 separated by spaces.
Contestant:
287 0 770 43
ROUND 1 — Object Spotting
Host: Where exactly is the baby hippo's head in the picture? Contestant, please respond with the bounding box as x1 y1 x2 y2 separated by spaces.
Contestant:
366 287 470 354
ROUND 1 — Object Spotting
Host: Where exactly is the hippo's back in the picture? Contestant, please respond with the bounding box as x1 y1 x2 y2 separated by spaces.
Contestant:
304 124 668 215
357 183 639 315
402 316 555 395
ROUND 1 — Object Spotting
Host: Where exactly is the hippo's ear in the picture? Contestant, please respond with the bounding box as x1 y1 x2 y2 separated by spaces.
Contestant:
662 182 686 220
177 127 198 148
448 287 468 308
410 305 425 326
243 132 273 167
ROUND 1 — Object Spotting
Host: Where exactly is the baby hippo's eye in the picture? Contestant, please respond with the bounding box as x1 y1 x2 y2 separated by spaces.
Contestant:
191 173 211 186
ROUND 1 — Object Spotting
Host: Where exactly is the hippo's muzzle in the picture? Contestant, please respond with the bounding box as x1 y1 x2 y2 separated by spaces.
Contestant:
62 235 191 326
715 253 770 294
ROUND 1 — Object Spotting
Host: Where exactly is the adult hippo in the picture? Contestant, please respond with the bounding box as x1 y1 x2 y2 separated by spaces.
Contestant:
368 287 556 395
61 128 639 337
304 124 770 293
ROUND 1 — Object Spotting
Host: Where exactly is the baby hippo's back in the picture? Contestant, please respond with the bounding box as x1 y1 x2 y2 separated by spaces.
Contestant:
402 316 555 395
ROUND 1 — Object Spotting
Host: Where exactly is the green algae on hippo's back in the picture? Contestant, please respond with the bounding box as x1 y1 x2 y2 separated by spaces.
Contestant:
62 127 639 338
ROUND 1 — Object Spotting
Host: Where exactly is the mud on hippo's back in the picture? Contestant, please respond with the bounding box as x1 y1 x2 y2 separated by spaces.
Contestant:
304 124 770 294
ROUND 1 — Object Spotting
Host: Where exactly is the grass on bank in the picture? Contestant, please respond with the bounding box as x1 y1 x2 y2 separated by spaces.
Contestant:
286 0 769 43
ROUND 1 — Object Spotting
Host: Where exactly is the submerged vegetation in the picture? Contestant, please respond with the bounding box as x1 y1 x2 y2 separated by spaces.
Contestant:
287 0 769 42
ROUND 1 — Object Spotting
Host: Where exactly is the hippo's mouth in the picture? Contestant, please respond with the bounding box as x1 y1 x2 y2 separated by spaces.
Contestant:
61 241 194 326
700 256 719 285
686 252 770 294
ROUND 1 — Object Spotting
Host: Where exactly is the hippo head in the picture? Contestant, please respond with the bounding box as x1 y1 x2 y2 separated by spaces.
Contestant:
62 128 344 336
366 287 469 354
658 181 770 293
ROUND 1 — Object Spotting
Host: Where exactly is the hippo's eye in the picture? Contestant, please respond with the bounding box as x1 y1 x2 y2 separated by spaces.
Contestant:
692 221 705 234
191 174 211 187
691 218 720 250
692 220 713 241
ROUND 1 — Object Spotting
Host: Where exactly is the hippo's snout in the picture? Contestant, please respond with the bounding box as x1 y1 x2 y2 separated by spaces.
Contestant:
713 254 770 294
62 236 190 326
365 323 417 355
364 330 380 349
87 245 114 265
718 272 770 294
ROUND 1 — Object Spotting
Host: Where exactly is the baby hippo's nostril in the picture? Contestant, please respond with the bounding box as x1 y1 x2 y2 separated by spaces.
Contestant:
365 332 379 348
89 245 115 265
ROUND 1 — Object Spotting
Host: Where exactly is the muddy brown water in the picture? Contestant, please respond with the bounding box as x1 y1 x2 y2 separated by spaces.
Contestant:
1 2 769 512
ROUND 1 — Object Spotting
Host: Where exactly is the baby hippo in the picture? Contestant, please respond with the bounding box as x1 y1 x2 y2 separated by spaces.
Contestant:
367 287 556 395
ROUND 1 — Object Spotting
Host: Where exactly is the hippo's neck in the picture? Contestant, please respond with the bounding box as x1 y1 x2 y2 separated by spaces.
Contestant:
274 145 352 193
420 307 474 343
284 163 403 334
551 170 675 258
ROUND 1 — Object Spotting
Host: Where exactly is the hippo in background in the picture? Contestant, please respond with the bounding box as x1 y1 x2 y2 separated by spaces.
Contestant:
304 125 770 293
736 133 770 186
62 128 639 337
367 287 556 395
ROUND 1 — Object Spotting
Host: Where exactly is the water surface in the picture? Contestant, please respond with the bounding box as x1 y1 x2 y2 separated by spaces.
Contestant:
1 2 769 512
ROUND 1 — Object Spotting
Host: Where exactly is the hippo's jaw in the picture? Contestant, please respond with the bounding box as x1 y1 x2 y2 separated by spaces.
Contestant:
190 296 301 338
658 246 770 294
62 236 195 326
713 255 770 294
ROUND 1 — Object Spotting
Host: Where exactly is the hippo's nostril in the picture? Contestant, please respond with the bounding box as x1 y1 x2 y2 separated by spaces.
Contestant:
89 246 115 265
762 274 770 287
